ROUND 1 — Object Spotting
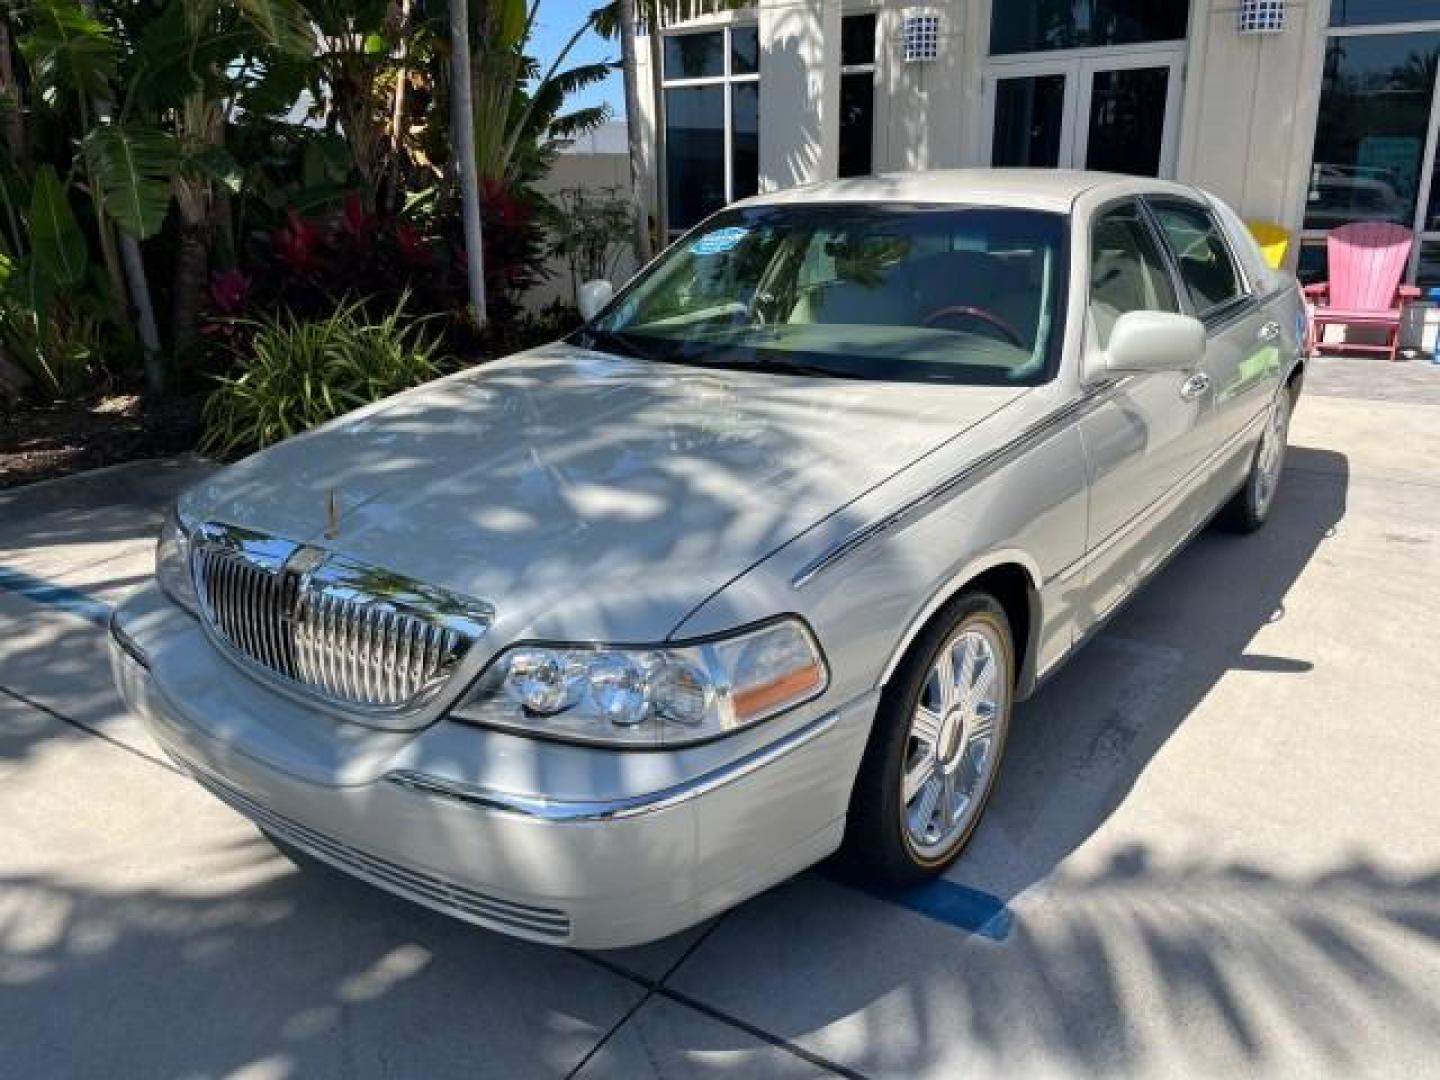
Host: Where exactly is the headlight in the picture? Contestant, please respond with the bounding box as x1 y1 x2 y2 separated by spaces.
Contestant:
451 618 828 747
155 504 199 615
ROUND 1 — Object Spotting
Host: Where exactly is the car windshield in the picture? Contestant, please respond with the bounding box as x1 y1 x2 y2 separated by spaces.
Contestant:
573 203 1068 385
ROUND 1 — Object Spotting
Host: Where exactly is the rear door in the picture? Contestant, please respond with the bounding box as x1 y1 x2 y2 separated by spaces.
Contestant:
1144 196 1275 454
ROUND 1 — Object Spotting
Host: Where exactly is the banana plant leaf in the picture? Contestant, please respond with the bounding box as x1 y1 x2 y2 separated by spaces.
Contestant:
16 0 118 105
237 0 316 58
81 124 178 239
27 164 87 287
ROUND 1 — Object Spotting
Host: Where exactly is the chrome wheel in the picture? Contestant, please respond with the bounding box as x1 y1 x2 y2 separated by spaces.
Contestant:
1254 389 1292 516
902 624 1009 859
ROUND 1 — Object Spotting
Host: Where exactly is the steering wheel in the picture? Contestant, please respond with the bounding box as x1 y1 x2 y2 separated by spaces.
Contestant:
921 304 1023 347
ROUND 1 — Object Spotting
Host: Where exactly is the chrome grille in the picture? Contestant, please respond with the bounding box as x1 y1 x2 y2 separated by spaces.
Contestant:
189 523 491 712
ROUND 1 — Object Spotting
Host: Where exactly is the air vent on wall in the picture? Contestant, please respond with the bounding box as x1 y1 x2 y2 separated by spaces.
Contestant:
902 12 940 62
1238 0 1285 33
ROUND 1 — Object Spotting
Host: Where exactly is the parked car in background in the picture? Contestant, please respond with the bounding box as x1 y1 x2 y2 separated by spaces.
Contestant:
110 170 1305 948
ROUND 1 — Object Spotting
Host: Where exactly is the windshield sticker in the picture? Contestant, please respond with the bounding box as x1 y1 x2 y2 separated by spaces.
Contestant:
689 227 749 255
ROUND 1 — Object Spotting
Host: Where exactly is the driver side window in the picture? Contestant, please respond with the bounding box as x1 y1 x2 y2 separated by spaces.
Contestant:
1089 202 1179 346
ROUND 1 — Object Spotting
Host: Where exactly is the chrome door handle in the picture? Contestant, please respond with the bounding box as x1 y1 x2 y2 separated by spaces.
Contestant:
1258 320 1281 342
1179 372 1211 400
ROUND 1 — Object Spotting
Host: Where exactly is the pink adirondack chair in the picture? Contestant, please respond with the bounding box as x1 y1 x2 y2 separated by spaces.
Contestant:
1304 221 1419 361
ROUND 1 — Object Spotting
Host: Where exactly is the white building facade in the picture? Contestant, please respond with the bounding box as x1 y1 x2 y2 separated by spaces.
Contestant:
634 0 1440 284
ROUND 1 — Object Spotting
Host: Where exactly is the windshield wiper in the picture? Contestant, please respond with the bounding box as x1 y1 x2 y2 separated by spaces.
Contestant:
681 354 855 379
574 328 651 362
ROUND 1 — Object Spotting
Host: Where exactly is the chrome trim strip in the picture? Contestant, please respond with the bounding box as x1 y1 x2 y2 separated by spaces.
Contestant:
792 382 1120 589
386 710 840 823
109 609 151 670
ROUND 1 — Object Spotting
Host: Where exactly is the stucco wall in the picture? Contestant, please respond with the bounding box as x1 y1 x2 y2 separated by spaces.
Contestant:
1175 0 1329 250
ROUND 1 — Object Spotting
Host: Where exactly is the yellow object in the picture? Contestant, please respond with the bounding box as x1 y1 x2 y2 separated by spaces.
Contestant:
1246 220 1290 269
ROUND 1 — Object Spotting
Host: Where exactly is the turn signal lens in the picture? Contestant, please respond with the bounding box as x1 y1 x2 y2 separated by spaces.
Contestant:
155 505 199 615
452 618 827 747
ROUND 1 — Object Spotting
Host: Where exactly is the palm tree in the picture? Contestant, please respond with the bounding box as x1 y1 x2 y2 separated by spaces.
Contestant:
615 0 650 263
449 0 487 327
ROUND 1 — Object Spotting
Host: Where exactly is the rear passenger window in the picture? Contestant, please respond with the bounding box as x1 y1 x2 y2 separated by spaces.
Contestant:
1148 200 1247 316
1089 202 1179 346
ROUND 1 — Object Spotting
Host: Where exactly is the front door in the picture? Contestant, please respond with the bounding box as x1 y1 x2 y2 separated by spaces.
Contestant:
984 48 1184 178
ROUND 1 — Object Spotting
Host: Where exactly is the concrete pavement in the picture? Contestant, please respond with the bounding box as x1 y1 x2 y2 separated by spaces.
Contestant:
1 356 1438 1078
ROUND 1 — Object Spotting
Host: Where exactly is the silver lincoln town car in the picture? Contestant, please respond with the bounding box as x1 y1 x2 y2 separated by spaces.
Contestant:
111 170 1305 948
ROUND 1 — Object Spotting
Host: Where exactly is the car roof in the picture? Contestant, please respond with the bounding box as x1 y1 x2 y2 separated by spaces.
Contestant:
730 168 1200 213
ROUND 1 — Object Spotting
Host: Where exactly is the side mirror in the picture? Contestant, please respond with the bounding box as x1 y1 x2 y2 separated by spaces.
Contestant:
577 279 614 321
1104 310 1206 375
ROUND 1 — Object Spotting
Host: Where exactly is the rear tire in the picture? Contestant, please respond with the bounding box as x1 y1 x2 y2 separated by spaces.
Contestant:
841 591 1014 886
1218 383 1293 534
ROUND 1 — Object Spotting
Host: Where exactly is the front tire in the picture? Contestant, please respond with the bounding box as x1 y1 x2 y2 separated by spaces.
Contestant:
842 592 1014 886
1218 382 1293 533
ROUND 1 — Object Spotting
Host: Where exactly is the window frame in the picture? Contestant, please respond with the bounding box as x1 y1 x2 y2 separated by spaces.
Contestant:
661 25 762 236
1085 196 1185 345
1141 196 1254 325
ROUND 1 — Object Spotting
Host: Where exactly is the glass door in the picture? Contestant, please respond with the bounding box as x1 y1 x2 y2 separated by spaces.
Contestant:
988 61 1076 168
984 48 1183 178
1076 53 1182 177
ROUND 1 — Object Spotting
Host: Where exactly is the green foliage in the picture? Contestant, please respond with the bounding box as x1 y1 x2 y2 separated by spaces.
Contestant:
16 0 116 105
27 164 86 285
81 124 179 238
201 295 447 458
547 185 634 287
236 0 316 58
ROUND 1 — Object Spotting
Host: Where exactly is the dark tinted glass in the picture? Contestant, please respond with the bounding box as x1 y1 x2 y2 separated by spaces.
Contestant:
842 13 877 66
992 75 1065 167
1306 32 1440 230
839 72 874 177
1149 201 1246 314
665 86 725 231
730 25 759 74
1090 203 1179 344
1297 242 1327 285
991 0 1188 54
664 31 723 79
731 83 759 200
1331 0 1440 25
1084 66 1169 176
1416 241 1440 285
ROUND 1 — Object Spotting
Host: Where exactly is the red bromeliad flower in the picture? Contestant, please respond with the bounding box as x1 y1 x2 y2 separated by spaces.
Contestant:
393 222 433 268
272 210 322 276
208 269 252 316
341 192 376 249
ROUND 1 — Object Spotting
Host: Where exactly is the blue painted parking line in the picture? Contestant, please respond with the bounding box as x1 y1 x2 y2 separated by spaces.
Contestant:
0 564 114 627
859 877 1013 941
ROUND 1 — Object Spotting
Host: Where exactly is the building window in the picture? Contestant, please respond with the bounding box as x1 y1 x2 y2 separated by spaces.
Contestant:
839 13 876 178
663 26 761 234
1330 1 1440 27
990 1 1189 56
1303 16 1440 281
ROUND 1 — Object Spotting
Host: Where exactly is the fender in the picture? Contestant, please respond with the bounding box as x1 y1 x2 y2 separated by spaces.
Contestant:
875 547 1045 693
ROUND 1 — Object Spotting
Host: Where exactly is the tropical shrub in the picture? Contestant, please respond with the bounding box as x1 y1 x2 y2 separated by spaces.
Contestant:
200 294 446 458
546 185 635 297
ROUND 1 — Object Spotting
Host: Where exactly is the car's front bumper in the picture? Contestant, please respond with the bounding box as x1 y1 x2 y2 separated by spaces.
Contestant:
109 585 876 949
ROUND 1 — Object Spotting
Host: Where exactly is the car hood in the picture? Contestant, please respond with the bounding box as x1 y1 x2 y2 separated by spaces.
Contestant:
182 344 1027 641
